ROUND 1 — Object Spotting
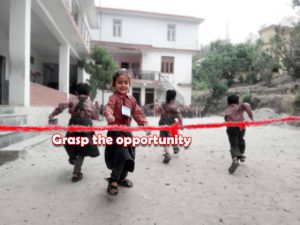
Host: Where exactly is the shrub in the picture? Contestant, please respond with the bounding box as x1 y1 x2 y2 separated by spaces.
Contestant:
245 72 257 84
294 94 300 106
242 93 251 103
212 82 228 98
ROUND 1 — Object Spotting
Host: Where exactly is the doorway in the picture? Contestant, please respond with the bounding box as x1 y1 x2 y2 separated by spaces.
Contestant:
132 87 141 106
0 56 8 105
145 88 154 106
121 62 130 70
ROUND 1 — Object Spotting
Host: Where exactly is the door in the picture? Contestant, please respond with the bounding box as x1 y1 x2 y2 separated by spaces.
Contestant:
145 88 154 106
132 87 141 106
0 56 6 105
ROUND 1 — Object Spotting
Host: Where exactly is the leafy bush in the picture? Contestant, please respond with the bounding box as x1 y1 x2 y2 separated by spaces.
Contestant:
245 72 257 84
212 82 228 98
242 93 251 103
294 94 300 106
193 80 208 90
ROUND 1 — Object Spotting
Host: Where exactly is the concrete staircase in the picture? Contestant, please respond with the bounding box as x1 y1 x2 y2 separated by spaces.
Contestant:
156 75 185 105
0 106 38 149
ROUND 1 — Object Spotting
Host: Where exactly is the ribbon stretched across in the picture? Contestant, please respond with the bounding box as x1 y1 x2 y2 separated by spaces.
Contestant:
0 116 299 136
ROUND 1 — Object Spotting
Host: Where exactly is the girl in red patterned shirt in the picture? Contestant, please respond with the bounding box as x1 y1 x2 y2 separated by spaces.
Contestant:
104 70 149 196
49 83 100 182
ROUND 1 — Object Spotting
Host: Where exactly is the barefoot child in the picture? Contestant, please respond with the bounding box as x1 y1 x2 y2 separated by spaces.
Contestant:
225 94 253 174
104 70 149 196
157 89 183 164
49 83 100 182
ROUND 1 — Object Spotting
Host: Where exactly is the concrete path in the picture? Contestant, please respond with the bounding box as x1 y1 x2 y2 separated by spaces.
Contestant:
0 117 299 225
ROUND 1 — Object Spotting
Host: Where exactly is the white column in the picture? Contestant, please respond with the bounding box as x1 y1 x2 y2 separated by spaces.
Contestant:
77 68 90 83
59 45 70 95
9 0 31 106
141 86 146 106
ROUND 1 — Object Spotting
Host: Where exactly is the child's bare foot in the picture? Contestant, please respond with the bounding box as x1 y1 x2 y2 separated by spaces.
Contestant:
107 182 118 196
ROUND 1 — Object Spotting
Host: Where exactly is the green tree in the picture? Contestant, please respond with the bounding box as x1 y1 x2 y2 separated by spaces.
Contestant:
194 49 228 97
81 47 117 105
253 39 280 86
273 23 300 78
193 38 281 93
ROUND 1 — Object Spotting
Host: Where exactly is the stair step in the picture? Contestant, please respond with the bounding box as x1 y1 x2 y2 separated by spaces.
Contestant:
0 114 27 126
0 106 15 114
0 150 20 166
0 131 39 149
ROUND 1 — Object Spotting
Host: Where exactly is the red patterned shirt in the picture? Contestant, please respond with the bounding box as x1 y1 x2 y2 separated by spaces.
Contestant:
104 92 148 126
50 95 99 120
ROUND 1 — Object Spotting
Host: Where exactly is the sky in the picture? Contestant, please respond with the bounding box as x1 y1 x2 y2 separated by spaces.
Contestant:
96 0 299 46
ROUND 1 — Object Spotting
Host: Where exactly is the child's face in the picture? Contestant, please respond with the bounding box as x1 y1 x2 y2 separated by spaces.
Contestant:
114 75 130 95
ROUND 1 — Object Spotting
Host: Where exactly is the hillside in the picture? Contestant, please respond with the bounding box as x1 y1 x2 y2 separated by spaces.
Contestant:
192 74 300 120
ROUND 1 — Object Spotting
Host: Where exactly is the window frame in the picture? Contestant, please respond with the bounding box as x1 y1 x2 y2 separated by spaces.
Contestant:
113 19 122 37
161 56 175 74
167 24 176 42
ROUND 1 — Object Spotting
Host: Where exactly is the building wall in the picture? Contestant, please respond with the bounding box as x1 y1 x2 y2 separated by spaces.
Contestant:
0 27 10 80
98 13 199 50
141 50 192 105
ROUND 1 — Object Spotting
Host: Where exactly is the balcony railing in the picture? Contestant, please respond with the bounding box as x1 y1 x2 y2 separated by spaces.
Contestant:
64 0 91 50
132 70 185 105
132 70 159 80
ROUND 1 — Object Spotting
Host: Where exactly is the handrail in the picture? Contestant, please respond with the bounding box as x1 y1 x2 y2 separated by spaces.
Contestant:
159 74 185 105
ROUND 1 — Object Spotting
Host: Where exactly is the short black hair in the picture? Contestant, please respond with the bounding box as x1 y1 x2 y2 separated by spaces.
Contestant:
76 83 91 95
166 89 176 103
227 94 239 105
112 70 130 87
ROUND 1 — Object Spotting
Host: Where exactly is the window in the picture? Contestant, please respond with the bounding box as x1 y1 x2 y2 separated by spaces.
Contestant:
161 56 174 74
167 24 176 41
113 19 122 37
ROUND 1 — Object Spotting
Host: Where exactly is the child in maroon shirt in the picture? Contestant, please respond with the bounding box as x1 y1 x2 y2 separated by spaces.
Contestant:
49 83 100 182
104 70 149 196
225 94 253 174
157 89 183 163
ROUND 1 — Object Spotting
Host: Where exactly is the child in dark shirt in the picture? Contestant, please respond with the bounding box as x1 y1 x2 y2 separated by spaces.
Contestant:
157 89 183 163
225 94 253 174
104 70 149 196
49 83 100 182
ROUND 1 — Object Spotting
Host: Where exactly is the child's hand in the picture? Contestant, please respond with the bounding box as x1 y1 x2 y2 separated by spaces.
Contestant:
106 115 115 123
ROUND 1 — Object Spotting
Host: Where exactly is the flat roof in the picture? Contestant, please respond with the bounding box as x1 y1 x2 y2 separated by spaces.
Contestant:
92 41 200 53
97 7 204 24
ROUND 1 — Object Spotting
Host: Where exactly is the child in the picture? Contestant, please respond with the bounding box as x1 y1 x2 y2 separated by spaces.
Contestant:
225 94 253 174
104 70 149 196
157 89 183 164
49 83 100 182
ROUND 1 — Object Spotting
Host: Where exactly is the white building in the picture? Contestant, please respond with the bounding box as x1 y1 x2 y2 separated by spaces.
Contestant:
92 7 203 106
0 0 98 106
0 0 98 147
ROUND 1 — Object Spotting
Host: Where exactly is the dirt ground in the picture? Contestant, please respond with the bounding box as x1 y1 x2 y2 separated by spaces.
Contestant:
0 116 299 225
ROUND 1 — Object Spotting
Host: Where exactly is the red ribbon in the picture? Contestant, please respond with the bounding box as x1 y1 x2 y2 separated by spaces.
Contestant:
0 116 299 134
